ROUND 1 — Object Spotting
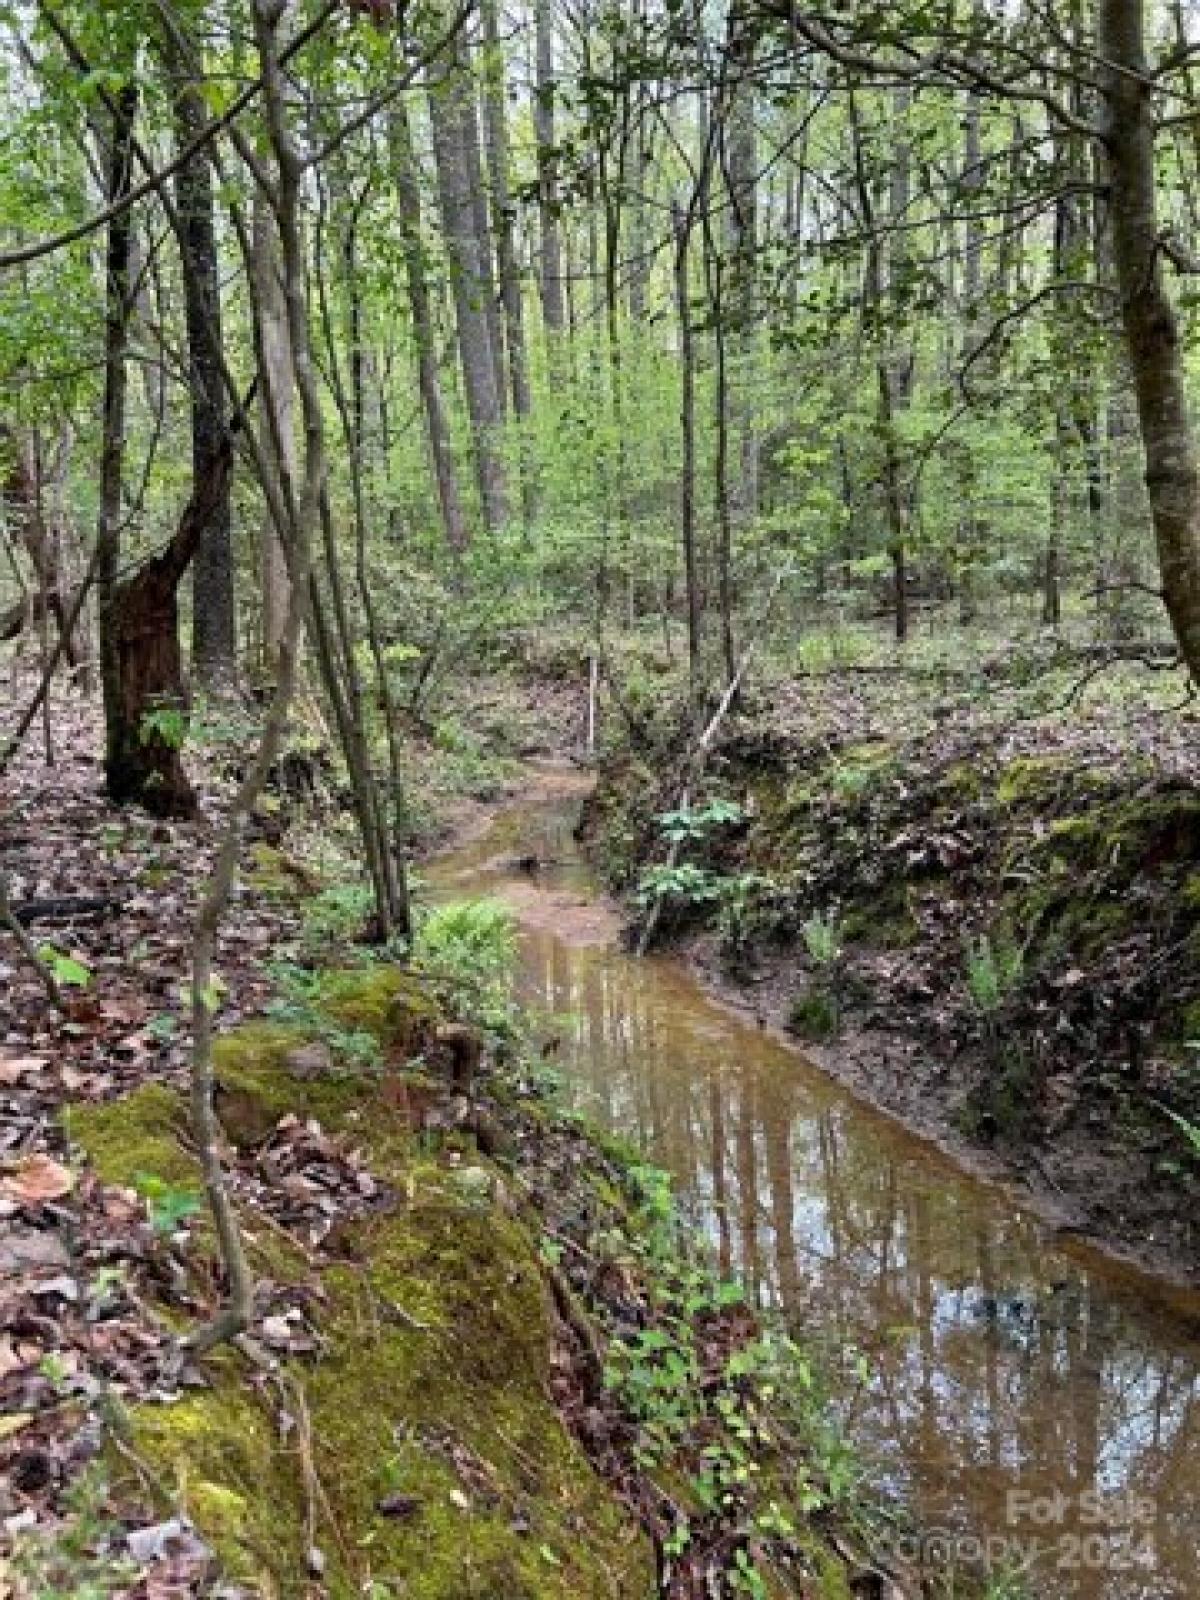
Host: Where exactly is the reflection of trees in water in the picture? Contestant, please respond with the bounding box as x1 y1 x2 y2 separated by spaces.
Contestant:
517 920 1199 1600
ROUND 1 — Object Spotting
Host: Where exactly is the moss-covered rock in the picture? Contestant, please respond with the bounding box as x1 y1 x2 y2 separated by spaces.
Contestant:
317 966 441 1053
64 1083 195 1190
212 1021 369 1146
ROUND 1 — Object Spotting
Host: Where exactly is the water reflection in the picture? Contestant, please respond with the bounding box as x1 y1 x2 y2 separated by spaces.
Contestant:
431 784 1200 1599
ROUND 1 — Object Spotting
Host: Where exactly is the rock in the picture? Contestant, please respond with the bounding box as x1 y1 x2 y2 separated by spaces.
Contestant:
284 1041 334 1079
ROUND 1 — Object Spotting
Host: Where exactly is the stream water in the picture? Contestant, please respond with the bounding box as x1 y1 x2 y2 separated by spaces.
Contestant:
429 770 1200 1599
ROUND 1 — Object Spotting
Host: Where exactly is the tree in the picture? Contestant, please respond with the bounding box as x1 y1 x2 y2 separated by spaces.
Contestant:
427 34 508 532
169 37 237 688
1098 0 1200 680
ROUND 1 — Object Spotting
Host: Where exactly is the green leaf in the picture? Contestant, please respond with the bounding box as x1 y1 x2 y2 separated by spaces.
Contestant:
37 945 91 988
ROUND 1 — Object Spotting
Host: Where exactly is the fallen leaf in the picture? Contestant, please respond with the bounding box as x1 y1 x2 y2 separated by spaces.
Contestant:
0 1056 46 1085
1 1154 75 1205
0 1227 71 1275
0 1413 34 1441
126 1517 207 1564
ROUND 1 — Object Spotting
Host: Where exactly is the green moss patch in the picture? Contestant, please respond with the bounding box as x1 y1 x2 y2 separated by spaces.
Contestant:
66 992 653 1598
65 1083 196 1190
118 1176 653 1597
317 966 441 1052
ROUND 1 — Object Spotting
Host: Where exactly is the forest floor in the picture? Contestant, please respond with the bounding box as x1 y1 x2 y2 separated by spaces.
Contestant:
0 689 898 1599
582 626 1200 1288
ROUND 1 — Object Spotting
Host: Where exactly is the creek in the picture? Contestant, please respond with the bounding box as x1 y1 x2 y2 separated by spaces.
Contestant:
429 769 1199 1600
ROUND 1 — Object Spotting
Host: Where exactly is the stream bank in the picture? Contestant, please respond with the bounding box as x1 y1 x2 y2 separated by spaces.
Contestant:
582 703 1200 1290
13 949 895 1598
429 769 1200 1600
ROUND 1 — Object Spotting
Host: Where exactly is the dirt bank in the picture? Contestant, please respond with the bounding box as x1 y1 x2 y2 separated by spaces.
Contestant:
583 687 1200 1289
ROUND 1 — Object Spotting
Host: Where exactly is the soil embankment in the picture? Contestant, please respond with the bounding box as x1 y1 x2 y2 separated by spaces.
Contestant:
583 681 1200 1285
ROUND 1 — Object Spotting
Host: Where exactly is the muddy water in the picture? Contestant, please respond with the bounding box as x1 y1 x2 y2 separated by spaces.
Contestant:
430 773 1200 1599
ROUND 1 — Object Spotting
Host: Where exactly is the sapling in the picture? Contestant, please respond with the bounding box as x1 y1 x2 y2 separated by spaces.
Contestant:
799 910 843 1038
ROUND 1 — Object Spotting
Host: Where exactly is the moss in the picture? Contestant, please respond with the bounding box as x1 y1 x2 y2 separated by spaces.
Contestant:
841 876 920 947
122 1184 655 1598
1176 1000 1200 1043
996 755 1080 808
212 1021 371 1146
316 966 441 1052
809 1542 855 1600
246 842 293 898
65 1083 195 1190
825 741 894 801
935 760 989 803
129 1379 306 1592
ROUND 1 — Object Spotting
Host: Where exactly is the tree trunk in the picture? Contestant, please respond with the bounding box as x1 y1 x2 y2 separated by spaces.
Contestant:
173 64 236 689
427 41 509 531
251 189 294 671
1099 0 1200 679
882 87 914 645
724 23 758 521
673 201 702 701
97 83 137 792
106 434 235 817
481 0 527 420
958 92 984 624
0 427 86 672
481 0 535 522
535 0 566 339
390 102 469 554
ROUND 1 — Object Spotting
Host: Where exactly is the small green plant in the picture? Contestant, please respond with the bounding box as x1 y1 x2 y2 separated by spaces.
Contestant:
827 761 878 801
801 910 841 967
300 882 376 954
265 964 384 1067
598 1157 857 1588
138 705 188 750
1158 1103 1200 1164
413 897 517 1032
37 944 91 988
146 1012 177 1044
634 862 724 909
789 988 840 1042
715 872 777 956
964 934 1024 1014
796 911 843 1038
657 798 745 844
7 1466 133 1597
133 1172 203 1235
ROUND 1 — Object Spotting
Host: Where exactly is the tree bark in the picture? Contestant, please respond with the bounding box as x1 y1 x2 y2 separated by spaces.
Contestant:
481 0 530 421
0 427 86 672
535 0 566 339
390 102 469 554
251 189 294 671
172 60 236 688
106 433 235 817
723 22 758 521
427 39 508 531
958 92 984 624
673 201 702 701
97 82 137 794
1099 0 1200 679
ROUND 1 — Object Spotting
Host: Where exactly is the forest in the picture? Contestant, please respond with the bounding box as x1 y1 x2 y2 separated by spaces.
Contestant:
1 0 1199 1596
